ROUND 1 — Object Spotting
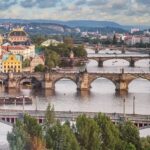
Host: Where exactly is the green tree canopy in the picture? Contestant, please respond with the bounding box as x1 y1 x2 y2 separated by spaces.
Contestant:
76 115 102 150
45 122 80 150
141 136 150 150
22 58 30 68
119 121 141 150
34 64 45 72
95 113 120 150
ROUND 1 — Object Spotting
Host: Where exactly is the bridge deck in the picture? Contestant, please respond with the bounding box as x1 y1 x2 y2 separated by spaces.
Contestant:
0 109 150 123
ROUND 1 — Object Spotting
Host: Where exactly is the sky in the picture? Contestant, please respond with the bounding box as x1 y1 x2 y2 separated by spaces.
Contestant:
0 0 149 25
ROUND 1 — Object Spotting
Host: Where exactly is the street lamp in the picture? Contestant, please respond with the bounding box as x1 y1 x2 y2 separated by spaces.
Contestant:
133 96 135 115
123 98 126 118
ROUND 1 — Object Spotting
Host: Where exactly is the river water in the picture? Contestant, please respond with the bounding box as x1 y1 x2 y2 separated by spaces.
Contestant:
0 48 150 147
0 49 150 115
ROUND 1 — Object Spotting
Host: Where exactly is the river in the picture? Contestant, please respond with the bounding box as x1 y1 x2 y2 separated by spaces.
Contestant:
0 48 150 147
0 49 150 115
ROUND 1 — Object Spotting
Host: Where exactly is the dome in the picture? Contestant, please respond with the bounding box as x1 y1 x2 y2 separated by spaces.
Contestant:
9 31 27 37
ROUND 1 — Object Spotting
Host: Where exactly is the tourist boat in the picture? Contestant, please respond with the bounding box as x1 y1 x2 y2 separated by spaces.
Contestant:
0 96 32 105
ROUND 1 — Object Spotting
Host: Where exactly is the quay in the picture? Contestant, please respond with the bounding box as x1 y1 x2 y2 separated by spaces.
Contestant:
0 109 150 129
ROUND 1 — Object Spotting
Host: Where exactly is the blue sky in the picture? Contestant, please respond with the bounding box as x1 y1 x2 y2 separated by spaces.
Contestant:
0 0 149 25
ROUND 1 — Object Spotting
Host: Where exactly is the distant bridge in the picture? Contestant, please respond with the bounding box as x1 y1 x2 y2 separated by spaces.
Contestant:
88 54 150 67
0 109 150 129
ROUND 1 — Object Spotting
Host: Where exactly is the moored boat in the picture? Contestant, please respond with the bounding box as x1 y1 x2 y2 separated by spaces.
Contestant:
0 96 32 105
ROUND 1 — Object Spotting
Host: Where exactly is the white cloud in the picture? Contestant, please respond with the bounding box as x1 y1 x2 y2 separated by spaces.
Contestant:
0 0 149 25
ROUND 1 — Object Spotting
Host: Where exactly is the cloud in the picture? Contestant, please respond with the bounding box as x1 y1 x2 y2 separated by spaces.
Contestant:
136 0 150 6
0 0 149 25
20 0 36 8
20 0 61 8
0 0 17 10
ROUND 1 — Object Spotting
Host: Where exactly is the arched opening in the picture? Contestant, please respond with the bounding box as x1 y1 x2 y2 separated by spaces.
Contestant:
86 59 98 69
90 77 116 93
103 59 129 67
0 80 4 86
135 59 150 67
19 77 41 89
129 78 150 93
54 78 77 94
86 48 95 54
98 49 122 54
20 78 32 87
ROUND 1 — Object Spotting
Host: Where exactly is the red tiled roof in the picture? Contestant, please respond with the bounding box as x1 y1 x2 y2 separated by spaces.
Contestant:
1 46 27 51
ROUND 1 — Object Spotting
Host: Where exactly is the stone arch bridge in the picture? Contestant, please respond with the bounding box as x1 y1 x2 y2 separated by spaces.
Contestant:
88 55 150 67
0 71 150 94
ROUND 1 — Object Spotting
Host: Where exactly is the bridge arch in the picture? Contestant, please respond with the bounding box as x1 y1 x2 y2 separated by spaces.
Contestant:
89 76 116 92
135 59 150 67
87 59 99 67
103 58 130 67
128 78 150 93
17 76 41 88
53 77 77 87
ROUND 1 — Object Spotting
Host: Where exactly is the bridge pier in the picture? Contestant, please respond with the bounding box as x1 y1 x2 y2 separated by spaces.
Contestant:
42 73 54 90
5 72 17 89
129 58 135 67
115 74 129 93
77 73 90 91
98 59 103 67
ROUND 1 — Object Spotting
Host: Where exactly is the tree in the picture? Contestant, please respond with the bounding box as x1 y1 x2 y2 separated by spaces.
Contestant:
141 136 150 150
22 58 30 68
31 136 46 150
34 64 45 72
45 122 80 150
7 120 28 150
73 45 87 57
119 121 141 150
45 50 61 69
76 115 102 150
64 37 74 48
95 113 120 150
44 103 55 130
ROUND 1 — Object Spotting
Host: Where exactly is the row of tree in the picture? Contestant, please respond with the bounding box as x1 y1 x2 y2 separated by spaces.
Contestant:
7 104 150 150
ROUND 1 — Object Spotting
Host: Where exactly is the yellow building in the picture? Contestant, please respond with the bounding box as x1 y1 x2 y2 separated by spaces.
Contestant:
2 54 22 73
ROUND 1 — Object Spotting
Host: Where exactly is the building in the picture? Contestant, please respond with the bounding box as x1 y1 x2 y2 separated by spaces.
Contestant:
131 28 140 34
41 39 63 47
8 27 30 45
141 36 150 44
2 54 22 73
0 34 3 45
0 27 35 59
0 56 2 72
124 35 150 45
30 55 45 72
0 45 35 59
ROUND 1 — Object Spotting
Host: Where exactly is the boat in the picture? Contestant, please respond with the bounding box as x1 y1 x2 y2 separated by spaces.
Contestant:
0 96 32 105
